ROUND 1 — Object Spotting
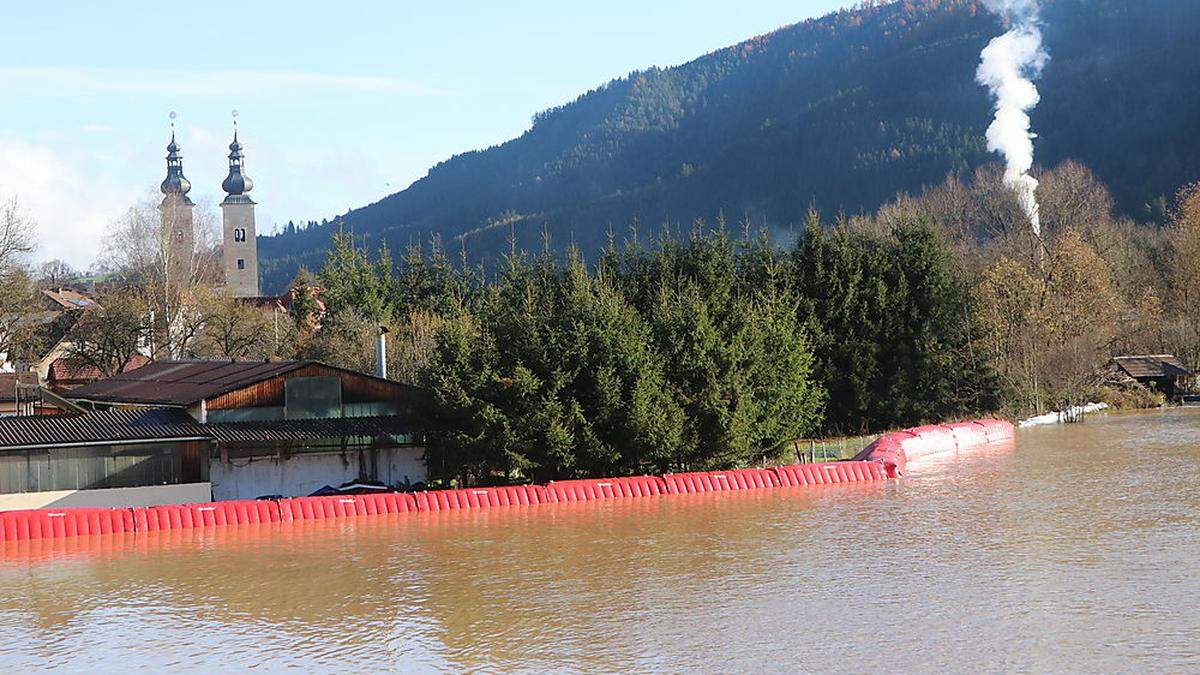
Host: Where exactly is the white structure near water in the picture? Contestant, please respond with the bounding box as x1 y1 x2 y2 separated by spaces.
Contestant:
1019 403 1109 428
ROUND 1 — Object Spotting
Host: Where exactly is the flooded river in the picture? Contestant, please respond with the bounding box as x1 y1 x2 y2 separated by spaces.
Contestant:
1 410 1198 672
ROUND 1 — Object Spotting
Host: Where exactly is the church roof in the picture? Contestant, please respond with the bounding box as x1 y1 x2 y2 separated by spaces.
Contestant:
160 131 193 201
222 127 254 196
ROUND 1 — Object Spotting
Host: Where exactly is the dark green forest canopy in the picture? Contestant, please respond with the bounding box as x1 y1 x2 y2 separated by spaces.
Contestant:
342 219 998 483
259 0 1200 292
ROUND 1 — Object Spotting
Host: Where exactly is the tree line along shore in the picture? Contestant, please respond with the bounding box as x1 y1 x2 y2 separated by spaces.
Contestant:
2 161 1198 485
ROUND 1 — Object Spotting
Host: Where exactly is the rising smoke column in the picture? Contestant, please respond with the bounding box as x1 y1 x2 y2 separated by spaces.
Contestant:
976 0 1049 239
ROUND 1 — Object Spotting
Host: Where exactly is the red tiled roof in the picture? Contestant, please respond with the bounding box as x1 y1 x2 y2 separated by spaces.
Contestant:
41 288 100 311
48 355 151 386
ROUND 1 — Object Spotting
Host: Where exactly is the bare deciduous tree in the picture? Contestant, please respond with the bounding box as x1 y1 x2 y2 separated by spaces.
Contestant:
62 292 150 378
36 259 79 287
0 196 34 281
99 192 223 358
1164 184 1200 368
0 195 36 363
189 290 276 360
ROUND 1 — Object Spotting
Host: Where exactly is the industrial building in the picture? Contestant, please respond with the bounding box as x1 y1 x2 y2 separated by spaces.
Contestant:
0 360 425 510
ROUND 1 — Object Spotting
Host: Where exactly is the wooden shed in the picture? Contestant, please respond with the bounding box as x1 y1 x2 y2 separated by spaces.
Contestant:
1110 355 1192 399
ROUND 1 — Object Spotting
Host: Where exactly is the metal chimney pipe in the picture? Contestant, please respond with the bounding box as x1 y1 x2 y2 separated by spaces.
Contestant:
376 326 389 379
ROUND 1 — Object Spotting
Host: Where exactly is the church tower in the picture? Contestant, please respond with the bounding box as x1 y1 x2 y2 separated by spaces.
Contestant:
159 127 195 281
220 122 260 297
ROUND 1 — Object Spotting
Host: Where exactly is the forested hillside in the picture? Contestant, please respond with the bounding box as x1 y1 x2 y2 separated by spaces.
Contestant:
258 0 1200 292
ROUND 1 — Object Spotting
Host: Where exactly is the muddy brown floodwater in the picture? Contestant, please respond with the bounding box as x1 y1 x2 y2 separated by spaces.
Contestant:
1 410 1199 672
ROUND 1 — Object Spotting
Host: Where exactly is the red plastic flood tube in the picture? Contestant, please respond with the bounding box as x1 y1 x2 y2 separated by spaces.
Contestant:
855 418 1014 476
0 418 1013 542
0 507 135 541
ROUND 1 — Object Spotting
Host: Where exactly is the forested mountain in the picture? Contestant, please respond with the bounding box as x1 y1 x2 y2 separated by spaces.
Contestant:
259 0 1200 292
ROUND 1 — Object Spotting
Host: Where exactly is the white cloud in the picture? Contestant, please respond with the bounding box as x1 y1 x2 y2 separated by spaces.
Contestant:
0 137 135 269
0 67 445 99
0 124 398 272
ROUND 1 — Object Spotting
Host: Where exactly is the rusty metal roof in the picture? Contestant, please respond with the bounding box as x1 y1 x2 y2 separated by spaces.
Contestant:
67 360 316 406
1112 355 1191 380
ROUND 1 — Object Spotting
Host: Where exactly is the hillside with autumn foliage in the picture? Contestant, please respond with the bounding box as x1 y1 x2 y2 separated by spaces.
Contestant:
258 0 1200 291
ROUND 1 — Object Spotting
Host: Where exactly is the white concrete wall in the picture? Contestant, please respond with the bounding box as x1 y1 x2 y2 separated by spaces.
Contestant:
0 483 213 511
209 447 426 501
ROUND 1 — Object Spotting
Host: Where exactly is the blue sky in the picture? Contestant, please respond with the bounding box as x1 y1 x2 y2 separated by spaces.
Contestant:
0 0 849 268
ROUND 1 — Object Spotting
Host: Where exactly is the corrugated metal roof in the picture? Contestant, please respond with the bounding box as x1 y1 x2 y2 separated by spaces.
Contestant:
67 360 314 406
1112 355 1191 379
0 409 415 450
0 409 208 448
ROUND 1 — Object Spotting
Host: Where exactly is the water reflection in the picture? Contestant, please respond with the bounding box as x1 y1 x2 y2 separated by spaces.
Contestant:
2 412 1199 671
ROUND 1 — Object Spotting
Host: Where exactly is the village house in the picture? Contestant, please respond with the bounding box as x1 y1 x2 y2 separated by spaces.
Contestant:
0 286 123 391
0 360 425 510
0 125 402 512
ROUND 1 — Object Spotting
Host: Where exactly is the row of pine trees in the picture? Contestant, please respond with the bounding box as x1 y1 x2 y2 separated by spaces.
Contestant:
310 214 998 485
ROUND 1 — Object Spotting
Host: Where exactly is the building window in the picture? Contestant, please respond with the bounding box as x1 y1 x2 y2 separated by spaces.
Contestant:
233 228 246 243
237 259 246 270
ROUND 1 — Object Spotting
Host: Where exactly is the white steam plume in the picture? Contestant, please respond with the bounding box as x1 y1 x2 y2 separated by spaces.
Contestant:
976 0 1049 238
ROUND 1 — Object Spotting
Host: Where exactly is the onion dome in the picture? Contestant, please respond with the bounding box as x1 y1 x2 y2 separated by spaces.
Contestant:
160 131 193 199
221 129 254 196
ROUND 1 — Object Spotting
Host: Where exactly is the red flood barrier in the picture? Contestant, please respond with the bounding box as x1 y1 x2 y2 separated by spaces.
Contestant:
0 418 1017 542
853 432 913 477
1 507 135 541
775 461 887 486
350 492 419 516
857 418 1016 476
278 495 369 521
663 468 780 495
907 425 960 458
946 421 989 450
274 493 421 521
545 476 668 503
976 418 1016 443
134 499 282 531
413 484 548 512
